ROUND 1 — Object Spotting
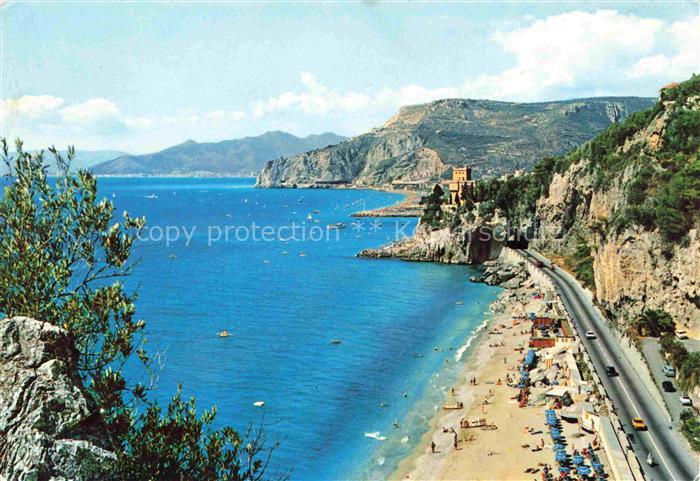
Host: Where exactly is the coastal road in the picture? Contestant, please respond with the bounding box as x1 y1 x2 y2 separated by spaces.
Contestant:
518 249 698 481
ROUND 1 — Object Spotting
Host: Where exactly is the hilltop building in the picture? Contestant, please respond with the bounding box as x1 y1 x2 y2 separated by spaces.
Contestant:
447 166 476 204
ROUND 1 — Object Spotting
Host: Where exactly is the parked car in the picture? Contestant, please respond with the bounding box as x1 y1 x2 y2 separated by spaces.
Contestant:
535 260 544 268
662 364 676 377
632 417 647 430
680 394 693 406
676 330 689 340
662 381 675 392
605 366 617 377
585 330 596 339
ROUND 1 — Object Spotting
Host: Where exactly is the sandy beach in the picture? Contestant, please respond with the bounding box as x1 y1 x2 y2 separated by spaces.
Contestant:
392 268 608 481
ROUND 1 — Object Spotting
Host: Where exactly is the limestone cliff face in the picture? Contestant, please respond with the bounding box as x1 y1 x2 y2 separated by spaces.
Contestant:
257 97 654 187
531 93 700 335
0 317 115 481
358 215 503 264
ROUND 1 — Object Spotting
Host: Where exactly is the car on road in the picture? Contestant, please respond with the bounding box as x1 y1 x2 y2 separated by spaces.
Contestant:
662 364 676 377
632 417 647 430
662 381 675 392
585 330 596 339
676 330 689 340
605 366 617 377
680 394 693 406
535 260 544 268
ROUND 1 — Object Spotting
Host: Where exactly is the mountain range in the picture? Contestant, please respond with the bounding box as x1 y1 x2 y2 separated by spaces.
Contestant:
256 96 656 187
91 131 346 176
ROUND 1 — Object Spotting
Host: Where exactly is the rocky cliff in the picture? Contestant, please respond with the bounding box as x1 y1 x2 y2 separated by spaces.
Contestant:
358 215 503 264
529 85 700 336
0 317 115 481
359 77 699 336
257 97 654 187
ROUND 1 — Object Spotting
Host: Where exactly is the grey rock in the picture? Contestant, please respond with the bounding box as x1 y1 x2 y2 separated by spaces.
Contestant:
500 277 523 289
0 317 116 481
257 97 654 187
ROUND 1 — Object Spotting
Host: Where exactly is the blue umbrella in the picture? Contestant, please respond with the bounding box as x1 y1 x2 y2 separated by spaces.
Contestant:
573 455 585 465
555 453 567 462
578 466 591 476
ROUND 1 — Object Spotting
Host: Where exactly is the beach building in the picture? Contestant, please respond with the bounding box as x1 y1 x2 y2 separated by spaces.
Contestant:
390 179 435 189
447 166 476 204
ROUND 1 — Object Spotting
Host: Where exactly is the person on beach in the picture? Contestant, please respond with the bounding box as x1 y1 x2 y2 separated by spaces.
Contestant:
431 441 436 453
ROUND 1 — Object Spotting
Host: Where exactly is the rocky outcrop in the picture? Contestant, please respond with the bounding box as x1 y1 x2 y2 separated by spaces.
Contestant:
529 92 700 335
257 97 654 187
358 219 502 264
0 317 116 481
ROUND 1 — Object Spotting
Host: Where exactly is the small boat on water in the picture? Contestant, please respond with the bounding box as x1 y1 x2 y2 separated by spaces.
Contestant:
145 194 158 199
253 401 265 407
331 339 342 345
306 213 313 220
218 330 230 338
327 222 346 230
455 301 464 305
299 252 307 257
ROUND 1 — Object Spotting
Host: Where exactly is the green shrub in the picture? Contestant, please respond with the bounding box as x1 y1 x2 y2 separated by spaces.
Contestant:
681 410 700 452
632 309 675 337
420 183 446 228
0 140 282 480
568 237 595 290
680 352 700 393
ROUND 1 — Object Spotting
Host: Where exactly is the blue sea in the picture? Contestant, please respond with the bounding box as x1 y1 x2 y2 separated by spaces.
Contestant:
104 177 500 480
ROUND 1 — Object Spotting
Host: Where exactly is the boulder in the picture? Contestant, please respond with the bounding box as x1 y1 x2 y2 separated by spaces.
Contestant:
0 317 116 481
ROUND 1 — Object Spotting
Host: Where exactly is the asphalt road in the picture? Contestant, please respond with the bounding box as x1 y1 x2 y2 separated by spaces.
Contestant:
519 249 698 481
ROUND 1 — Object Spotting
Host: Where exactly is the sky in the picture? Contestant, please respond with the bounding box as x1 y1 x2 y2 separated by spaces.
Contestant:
1 1 698 154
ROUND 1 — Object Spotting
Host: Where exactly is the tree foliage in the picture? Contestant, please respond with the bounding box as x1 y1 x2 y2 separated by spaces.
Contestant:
679 352 700 393
681 410 700 452
632 309 676 338
660 334 689 369
0 140 282 480
420 183 446 228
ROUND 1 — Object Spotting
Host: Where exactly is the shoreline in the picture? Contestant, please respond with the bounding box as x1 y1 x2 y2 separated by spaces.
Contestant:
390 286 524 481
390 257 611 481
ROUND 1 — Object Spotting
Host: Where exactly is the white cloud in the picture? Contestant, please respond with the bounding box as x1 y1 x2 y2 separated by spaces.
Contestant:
253 10 695 119
629 16 700 79
254 72 374 117
122 116 154 129
205 110 246 121
1 95 65 121
3 9 697 152
59 98 120 124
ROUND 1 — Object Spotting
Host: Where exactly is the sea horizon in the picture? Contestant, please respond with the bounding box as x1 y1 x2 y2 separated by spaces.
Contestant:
105 176 501 480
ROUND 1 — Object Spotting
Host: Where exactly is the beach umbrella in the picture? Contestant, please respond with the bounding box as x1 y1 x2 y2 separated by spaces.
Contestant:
578 466 591 476
555 453 568 463
559 466 570 473
573 455 585 465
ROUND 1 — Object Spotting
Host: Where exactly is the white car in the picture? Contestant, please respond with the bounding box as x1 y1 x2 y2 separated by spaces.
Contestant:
585 330 596 339
680 394 693 406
